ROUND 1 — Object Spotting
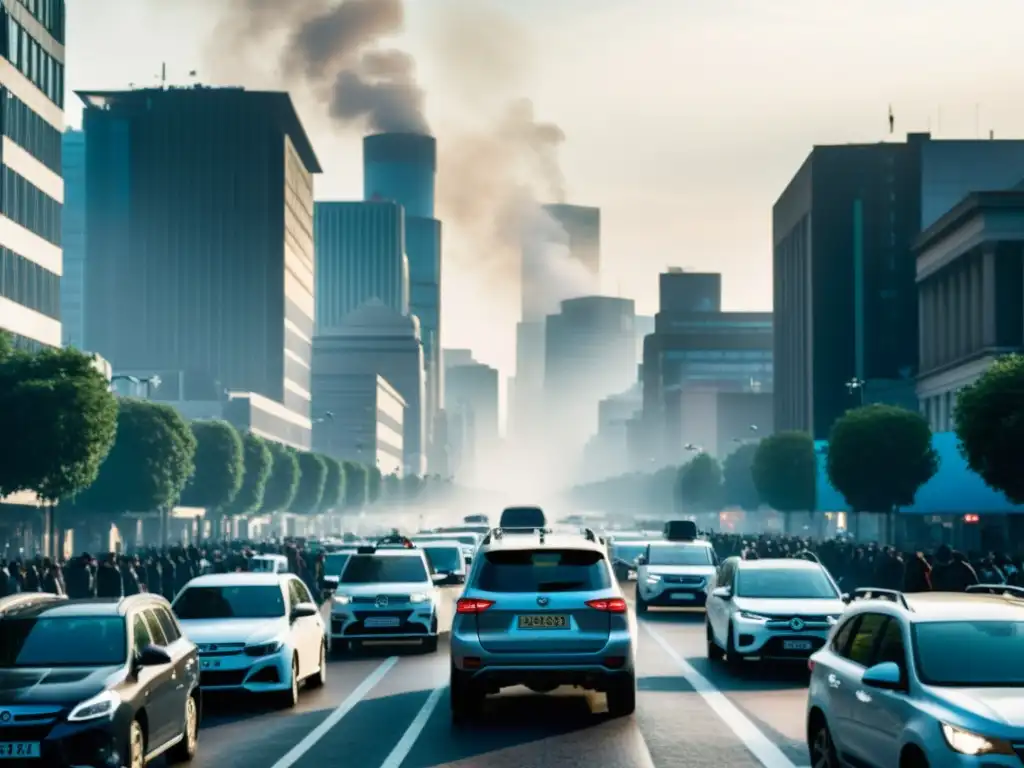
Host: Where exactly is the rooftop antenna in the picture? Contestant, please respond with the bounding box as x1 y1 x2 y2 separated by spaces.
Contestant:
888 104 894 135
160 62 166 89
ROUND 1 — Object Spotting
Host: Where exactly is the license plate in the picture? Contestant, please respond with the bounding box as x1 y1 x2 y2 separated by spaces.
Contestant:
671 593 696 600
783 640 813 650
365 617 401 628
0 742 40 758
517 614 569 629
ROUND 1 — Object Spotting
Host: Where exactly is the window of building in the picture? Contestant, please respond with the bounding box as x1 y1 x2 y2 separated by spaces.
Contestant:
4 14 64 106
0 247 59 319
3 92 62 173
1 166 61 246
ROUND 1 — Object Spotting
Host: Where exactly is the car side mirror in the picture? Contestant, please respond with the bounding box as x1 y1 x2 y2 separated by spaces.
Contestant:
841 593 851 604
319 577 337 592
861 661 904 690
712 586 732 600
136 644 171 668
431 573 448 584
290 602 318 621
636 556 647 566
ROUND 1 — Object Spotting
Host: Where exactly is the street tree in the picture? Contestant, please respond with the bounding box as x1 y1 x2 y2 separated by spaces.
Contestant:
318 455 344 514
954 354 1024 504
368 466 382 503
752 431 817 532
722 442 762 511
677 453 722 511
221 432 272 518
828 404 938 539
180 420 244 511
259 441 300 513
290 451 327 515
343 461 368 509
0 341 119 503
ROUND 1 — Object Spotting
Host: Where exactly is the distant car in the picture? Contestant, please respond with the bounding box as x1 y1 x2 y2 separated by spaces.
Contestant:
321 548 357 590
498 506 547 530
0 591 200 768
420 541 468 585
412 532 481 566
807 585 1024 768
172 572 326 707
249 554 289 574
449 526 637 723
635 539 718 611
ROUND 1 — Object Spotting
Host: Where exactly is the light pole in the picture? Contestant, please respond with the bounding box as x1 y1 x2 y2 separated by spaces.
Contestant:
110 374 162 399
845 377 865 406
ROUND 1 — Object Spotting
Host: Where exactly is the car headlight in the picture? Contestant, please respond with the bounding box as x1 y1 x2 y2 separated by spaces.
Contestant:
244 640 284 657
738 611 769 622
68 690 120 722
409 593 431 603
645 574 661 584
333 594 352 606
826 615 840 625
941 724 1015 756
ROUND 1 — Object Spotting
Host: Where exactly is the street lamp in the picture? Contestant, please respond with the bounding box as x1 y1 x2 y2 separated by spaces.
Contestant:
110 374 161 398
845 377 865 405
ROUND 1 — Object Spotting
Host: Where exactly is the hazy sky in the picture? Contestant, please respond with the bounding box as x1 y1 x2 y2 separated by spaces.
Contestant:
66 0 1024 377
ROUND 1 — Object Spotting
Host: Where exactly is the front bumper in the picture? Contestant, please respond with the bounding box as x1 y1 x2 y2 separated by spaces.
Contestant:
639 576 709 607
198 647 293 692
731 618 832 658
0 706 132 767
330 604 437 641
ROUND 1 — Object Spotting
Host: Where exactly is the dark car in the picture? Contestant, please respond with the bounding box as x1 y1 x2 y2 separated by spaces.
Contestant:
0 591 200 767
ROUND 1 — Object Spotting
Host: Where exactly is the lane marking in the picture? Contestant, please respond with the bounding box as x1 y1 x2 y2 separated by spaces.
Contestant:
270 656 399 768
641 622 800 768
378 683 446 768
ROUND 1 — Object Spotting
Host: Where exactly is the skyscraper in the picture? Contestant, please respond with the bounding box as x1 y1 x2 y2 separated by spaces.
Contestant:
80 87 320 434
314 200 409 330
61 128 85 348
0 3 65 350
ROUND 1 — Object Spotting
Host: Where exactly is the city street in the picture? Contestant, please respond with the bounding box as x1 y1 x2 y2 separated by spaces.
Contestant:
186 588 813 768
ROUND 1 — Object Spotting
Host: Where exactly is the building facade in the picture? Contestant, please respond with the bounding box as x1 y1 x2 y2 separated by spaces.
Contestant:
312 300 426 475
446 360 499 451
0 1 65 350
60 127 84 348
314 200 408 330
915 191 1024 431
773 133 1024 439
79 87 319 443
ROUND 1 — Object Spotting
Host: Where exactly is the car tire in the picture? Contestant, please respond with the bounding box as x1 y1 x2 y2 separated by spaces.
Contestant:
725 622 744 669
278 656 300 708
167 692 199 763
606 673 637 717
706 622 724 661
307 642 327 689
126 718 146 768
808 716 840 768
423 616 439 653
635 592 648 614
450 663 482 725
331 639 351 658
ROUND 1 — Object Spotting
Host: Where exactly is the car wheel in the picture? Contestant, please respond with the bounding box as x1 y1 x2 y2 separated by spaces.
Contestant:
635 592 648 614
808 716 839 768
168 692 199 763
423 617 439 653
278 656 299 708
606 673 637 717
706 622 724 661
127 718 146 768
307 642 327 688
450 662 482 725
725 622 744 669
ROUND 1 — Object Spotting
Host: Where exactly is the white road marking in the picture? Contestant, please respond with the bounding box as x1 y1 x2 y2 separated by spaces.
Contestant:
642 622 801 768
269 656 399 768
378 683 446 768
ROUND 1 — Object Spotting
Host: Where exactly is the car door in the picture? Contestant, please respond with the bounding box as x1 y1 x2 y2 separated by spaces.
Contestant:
849 617 914 767
288 579 320 675
708 560 735 643
825 612 888 766
151 606 194 734
131 610 178 748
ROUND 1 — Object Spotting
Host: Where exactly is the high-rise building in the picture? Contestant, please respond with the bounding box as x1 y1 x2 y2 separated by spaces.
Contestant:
659 269 720 313
314 200 408 330
542 204 600 272
522 203 601 322
446 361 499 447
0 2 65 350
61 128 85 348
774 132 1024 438
79 87 320 444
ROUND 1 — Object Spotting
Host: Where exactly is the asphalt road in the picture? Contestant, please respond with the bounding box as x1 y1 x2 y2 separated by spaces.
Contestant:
181 586 813 768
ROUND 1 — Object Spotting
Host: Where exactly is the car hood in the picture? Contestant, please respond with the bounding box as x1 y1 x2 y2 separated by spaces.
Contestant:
178 617 287 646
646 565 715 577
335 581 432 597
732 597 844 616
0 666 124 706
931 686 1024 728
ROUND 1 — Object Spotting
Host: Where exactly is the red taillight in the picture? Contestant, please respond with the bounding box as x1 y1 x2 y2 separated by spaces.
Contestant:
456 598 494 614
807 659 816 672
586 597 628 613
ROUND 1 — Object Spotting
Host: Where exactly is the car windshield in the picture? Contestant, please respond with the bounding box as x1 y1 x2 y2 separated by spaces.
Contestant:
914 621 1024 686
477 549 612 593
424 546 462 572
324 553 352 577
648 545 713 566
735 568 837 599
173 585 286 619
612 544 647 562
0 617 127 667
340 554 428 584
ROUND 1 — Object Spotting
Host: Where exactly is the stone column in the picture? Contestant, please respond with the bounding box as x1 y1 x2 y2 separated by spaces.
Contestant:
981 243 997 347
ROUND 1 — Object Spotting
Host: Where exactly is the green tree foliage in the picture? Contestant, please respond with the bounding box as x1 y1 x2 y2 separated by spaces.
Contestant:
827 404 938 512
221 432 272 516
290 451 327 515
954 354 1024 503
367 466 382 503
0 342 119 502
343 461 368 509
403 473 423 500
722 442 761 511
318 455 344 513
752 431 817 513
260 441 300 513
76 399 196 513
180 420 244 510
677 453 722 511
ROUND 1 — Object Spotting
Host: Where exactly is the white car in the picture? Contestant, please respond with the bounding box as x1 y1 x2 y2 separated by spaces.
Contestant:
171 572 326 707
249 554 289 573
705 557 845 667
635 540 718 612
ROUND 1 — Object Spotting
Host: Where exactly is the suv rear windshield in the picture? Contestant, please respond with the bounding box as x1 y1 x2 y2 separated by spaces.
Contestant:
0 616 127 667
914 621 1024 686
340 554 428 584
477 549 611 593
499 507 546 529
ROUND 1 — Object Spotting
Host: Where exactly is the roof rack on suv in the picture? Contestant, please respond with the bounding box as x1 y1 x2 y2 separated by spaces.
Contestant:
481 526 550 545
581 527 599 543
850 587 911 610
966 583 1024 600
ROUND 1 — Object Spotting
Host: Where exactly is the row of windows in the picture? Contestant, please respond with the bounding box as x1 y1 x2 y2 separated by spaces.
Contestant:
4 90 61 172
17 0 65 44
1 165 61 245
0 246 59 319
665 350 773 361
6 15 63 108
